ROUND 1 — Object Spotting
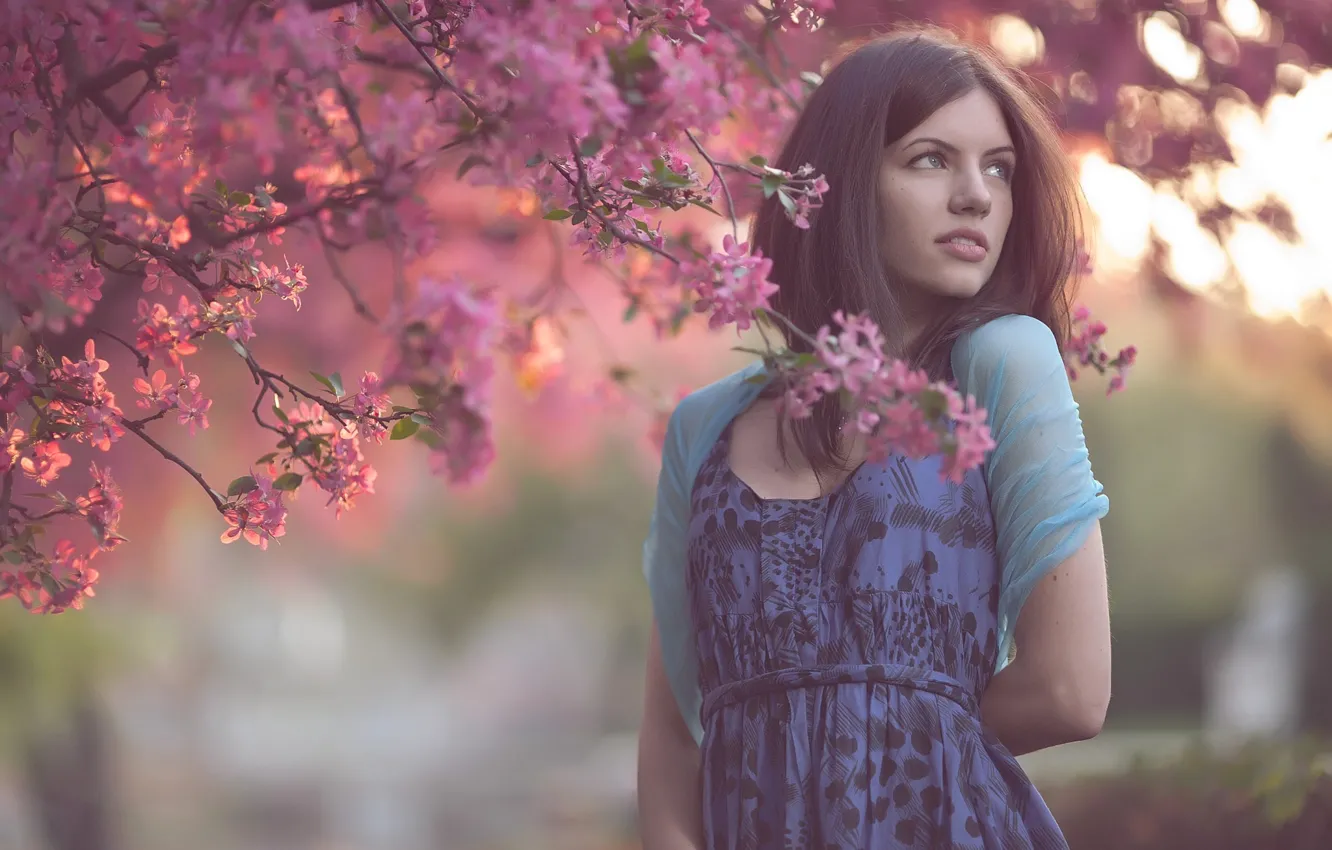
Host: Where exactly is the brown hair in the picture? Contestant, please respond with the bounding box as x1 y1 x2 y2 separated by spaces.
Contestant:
749 27 1084 478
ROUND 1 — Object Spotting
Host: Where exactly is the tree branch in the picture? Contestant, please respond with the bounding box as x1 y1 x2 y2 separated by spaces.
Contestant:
685 129 739 240
118 417 225 511
369 0 486 122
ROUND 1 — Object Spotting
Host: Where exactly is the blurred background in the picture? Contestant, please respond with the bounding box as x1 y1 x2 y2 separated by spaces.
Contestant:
6 0 1332 848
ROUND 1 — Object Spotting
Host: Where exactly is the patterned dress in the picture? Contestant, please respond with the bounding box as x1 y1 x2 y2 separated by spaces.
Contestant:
686 422 1067 849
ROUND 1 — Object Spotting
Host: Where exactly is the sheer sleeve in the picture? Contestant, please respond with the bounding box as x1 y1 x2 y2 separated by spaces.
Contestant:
951 314 1110 672
642 402 706 744
640 362 769 746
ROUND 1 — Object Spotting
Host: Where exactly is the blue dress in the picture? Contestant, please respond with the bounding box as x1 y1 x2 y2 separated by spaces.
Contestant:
687 422 1068 848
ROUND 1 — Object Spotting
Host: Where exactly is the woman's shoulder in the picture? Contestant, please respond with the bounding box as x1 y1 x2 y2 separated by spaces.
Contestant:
665 360 768 454
955 313 1058 357
951 313 1063 388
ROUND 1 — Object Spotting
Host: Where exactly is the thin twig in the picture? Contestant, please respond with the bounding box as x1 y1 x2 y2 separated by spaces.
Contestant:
550 153 679 265
94 329 151 373
118 417 225 511
685 129 739 240
320 237 379 323
370 0 486 121
710 18 801 111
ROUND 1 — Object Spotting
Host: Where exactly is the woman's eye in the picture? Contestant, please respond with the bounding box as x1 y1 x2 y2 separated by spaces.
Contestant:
986 161 1013 180
912 153 945 169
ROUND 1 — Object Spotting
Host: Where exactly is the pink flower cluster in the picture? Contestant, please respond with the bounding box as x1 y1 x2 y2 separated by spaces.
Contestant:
0 342 129 612
0 0 1140 615
134 371 212 436
383 276 500 486
1067 305 1138 395
278 402 379 519
455 0 745 218
684 235 779 331
763 162 831 230
781 312 996 483
221 473 288 550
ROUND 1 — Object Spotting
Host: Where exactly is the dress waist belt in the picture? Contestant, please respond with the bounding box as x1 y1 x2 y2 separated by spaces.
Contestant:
701 662 979 723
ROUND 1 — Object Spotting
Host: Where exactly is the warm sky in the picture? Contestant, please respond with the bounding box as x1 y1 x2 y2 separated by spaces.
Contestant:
1033 0 1332 325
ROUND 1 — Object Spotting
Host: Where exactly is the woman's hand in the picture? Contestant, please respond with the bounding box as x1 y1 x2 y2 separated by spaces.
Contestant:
638 621 706 850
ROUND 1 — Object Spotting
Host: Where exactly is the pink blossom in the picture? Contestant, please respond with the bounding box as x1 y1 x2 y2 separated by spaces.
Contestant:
221 474 289 550
782 312 995 483
685 235 779 331
1067 305 1135 395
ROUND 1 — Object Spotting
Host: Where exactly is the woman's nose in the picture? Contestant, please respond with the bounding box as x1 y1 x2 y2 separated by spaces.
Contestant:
949 170 992 218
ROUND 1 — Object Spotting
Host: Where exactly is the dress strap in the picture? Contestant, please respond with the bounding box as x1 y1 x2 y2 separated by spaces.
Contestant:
701 662 979 724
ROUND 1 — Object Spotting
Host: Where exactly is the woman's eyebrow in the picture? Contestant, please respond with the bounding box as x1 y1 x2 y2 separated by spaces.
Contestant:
903 136 1016 157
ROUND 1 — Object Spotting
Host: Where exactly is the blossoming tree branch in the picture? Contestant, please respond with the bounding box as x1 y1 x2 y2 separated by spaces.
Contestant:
0 0 1133 614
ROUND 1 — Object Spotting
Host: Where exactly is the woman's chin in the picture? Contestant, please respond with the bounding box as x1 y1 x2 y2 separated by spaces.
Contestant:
931 274 990 300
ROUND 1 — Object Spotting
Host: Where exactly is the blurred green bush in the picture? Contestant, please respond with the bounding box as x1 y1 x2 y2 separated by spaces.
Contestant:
1051 741 1332 849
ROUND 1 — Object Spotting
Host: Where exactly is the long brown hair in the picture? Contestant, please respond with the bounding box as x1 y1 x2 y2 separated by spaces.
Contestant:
749 27 1084 478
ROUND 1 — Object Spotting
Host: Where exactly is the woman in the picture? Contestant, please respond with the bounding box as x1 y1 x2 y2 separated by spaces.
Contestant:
638 28 1111 850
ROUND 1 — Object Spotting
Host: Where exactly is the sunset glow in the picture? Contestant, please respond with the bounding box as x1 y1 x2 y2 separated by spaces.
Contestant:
1080 67 1332 325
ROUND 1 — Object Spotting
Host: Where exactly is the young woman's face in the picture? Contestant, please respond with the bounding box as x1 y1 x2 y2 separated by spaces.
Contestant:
877 88 1016 304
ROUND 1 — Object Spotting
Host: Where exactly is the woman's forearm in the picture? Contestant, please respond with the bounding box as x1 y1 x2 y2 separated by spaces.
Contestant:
637 723 705 850
979 657 1107 757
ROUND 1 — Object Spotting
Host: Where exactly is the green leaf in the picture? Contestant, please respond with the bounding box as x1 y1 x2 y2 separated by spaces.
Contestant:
310 371 337 395
624 35 652 66
543 209 574 220
328 371 344 398
410 412 432 425
687 198 722 216
578 135 603 157
255 452 279 465
744 374 770 385
273 472 303 491
227 475 258 497
273 405 290 425
414 427 443 449
670 304 690 335
391 418 421 440
214 178 227 195
749 154 768 167
761 174 785 198
229 191 253 206
623 299 640 323
777 189 797 215
571 210 587 225
457 153 489 179
525 152 545 167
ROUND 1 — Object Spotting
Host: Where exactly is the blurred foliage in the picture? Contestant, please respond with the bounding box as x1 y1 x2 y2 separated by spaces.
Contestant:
0 605 120 757
358 443 657 731
1051 739 1332 849
377 445 653 642
1077 359 1332 729
1081 371 1285 624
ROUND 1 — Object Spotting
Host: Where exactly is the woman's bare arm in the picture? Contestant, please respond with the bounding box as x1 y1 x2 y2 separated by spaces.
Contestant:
979 522 1112 756
638 621 705 850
